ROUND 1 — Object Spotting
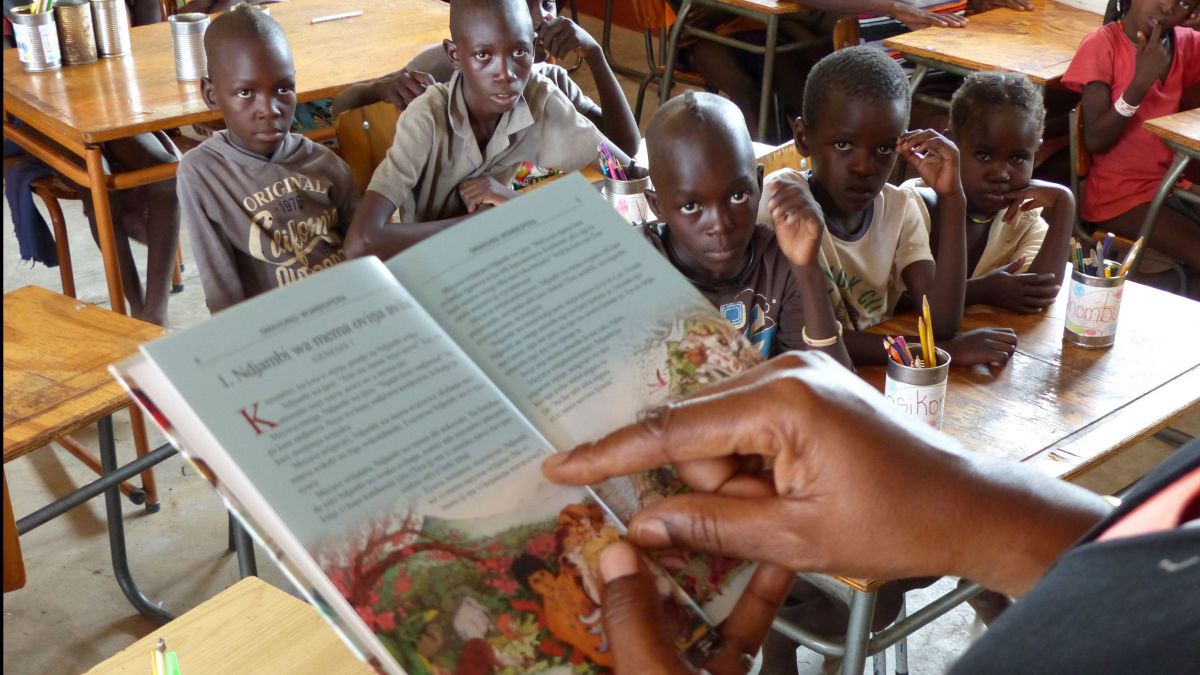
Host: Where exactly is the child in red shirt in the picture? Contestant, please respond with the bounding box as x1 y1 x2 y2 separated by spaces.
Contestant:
1062 0 1200 294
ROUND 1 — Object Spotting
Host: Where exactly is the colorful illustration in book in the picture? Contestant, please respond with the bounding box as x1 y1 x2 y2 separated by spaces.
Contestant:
313 496 713 673
643 311 762 399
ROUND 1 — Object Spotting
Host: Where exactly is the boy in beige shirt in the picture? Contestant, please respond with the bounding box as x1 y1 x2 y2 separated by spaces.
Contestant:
345 0 617 261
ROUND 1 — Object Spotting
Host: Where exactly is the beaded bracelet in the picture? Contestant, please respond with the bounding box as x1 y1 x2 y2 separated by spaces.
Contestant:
1114 94 1139 118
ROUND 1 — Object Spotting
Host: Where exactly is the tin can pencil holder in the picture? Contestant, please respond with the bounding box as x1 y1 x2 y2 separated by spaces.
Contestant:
55 0 97 65
90 0 130 58
602 165 655 225
884 347 951 430
1063 260 1124 349
169 13 209 81
9 5 62 72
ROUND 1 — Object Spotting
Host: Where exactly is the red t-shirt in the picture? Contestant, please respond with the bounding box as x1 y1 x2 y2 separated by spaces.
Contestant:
1061 23 1200 222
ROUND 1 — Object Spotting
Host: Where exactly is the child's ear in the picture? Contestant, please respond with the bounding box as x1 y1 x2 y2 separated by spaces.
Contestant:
792 116 812 157
200 77 219 111
643 188 660 218
443 39 460 70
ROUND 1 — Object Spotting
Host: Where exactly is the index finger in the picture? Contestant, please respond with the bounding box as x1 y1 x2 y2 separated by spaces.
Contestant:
543 379 791 486
543 355 825 485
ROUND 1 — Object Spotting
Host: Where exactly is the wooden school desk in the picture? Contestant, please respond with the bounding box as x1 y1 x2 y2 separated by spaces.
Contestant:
85 577 372 675
1128 109 1200 272
2 0 450 317
883 0 1100 91
4 286 176 622
775 275 1200 674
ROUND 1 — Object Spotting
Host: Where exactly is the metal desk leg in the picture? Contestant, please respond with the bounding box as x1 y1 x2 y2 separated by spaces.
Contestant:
1130 151 1190 273
908 63 928 93
99 415 174 624
758 15 779 142
84 145 127 316
841 588 876 675
660 0 693 105
231 518 259 578
894 596 909 674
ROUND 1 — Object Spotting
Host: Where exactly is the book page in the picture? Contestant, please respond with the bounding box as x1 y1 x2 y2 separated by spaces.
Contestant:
388 174 762 619
128 258 714 673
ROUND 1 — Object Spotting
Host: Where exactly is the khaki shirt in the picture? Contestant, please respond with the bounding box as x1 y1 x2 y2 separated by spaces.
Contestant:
368 69 605 223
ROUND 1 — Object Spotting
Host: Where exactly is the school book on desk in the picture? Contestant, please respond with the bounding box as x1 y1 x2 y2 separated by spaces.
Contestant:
112 174 763 674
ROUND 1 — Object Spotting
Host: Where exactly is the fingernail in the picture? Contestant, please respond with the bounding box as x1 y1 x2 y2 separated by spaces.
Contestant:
599 541 639 581
632 518 670 547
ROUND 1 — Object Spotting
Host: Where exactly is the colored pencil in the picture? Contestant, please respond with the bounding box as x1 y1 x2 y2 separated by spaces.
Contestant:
1099 232 1114 264
886 336 910 366
309 10 363 24
895 335 915 364
1118 237 1144 277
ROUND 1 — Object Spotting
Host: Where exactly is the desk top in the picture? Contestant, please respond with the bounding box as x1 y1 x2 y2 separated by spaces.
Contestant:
866 277 1200 481
1144 108 1200 154
703 0 809 14
85 577 371 675
2 0 449 146
3 286 164 462
882 0 1100 85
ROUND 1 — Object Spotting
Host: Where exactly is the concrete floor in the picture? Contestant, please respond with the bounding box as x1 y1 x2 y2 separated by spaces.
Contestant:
3 12 1197 675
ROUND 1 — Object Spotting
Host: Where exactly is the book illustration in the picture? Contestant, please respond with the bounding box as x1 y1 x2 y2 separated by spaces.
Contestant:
641 311 763 399
314 494 714 674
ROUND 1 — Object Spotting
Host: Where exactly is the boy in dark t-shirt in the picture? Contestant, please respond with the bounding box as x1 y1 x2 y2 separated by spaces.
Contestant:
176 5 358 314
639 92 851 369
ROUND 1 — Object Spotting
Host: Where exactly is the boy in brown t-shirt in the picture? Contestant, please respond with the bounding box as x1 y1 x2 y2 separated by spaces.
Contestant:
176 5 358 314
639 92 851 369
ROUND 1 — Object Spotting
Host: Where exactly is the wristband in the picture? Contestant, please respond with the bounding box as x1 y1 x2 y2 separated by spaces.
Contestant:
1114 94 1139 118
802 320 843 347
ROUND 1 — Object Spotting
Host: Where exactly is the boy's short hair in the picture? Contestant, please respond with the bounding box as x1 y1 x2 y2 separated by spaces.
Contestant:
203 3 289 75
449 0 530 42
949 71 1046 137
802 46 911 128
647 91 751 149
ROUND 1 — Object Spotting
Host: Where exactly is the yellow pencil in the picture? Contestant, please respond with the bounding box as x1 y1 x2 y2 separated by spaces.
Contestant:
917 316 929 368
922 296 937 368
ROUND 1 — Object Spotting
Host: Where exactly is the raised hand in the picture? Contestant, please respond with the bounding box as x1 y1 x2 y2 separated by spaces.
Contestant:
898 129 963 199
1132 23 1171 90
370 69 437 109
767 176 826 268
537 16 601 60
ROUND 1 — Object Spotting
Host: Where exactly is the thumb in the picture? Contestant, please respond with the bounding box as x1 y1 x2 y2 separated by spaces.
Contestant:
1149 22 1162 44
628 493 811 569
413 70 436 87
1003 255 1027 274
600 543 690 674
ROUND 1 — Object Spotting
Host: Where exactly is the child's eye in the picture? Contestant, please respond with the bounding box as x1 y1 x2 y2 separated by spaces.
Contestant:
276 86 294 96
473 52 491 62
876 145 895 156
1009 156 1026 166
513 49 529 58
975 151 991 162
730 191 750 205
833 141 851 152
680 202 701 215
235 89 252 99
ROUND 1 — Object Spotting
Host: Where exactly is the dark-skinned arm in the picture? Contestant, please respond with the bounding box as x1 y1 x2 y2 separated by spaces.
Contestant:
343 191 467 260
1080 24 1171 154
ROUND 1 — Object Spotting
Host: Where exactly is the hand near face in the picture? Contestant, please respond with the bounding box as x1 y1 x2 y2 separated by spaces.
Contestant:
898 130 963 199
537 16 601 60
766 176 826 268
459 176 518 213
372 69 437 109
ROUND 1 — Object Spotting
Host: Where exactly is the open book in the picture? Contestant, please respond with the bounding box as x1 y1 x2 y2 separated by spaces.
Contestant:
113 174 763 674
